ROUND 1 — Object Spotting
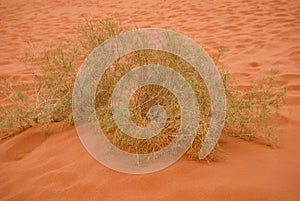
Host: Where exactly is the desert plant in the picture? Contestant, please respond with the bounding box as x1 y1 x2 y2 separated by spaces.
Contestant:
224 69 286 146
0 18 286 160
0 18 127 138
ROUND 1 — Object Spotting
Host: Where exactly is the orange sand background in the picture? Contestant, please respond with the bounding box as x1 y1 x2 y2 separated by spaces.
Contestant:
0 0 300 200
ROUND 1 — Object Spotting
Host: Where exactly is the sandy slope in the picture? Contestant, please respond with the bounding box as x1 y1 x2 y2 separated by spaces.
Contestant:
0 0 300 200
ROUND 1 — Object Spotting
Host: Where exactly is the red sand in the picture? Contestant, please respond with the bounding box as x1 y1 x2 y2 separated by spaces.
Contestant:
1 0 300 200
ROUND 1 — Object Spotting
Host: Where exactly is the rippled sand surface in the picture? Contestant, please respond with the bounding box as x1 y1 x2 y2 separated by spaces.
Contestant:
0 0 299 200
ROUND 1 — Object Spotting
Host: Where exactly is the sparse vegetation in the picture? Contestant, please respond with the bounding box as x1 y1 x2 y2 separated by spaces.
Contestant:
0 18 285 160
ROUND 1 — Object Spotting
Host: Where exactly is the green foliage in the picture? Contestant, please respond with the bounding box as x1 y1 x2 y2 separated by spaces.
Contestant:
0 18 286 160
224 69 286 146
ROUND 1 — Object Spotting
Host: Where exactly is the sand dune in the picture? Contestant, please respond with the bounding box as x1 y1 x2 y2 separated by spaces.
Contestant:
0 0 300 200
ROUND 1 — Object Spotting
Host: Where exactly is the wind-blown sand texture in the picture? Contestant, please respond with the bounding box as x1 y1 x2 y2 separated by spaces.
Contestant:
0 0 300 200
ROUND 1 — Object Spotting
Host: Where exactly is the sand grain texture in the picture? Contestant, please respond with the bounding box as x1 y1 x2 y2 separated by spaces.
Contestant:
0 0 300 200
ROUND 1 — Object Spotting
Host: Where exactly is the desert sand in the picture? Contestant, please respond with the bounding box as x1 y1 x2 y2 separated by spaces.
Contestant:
0 0 300 200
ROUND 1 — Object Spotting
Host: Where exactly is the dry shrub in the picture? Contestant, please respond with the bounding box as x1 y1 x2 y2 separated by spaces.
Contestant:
0 18 285 160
